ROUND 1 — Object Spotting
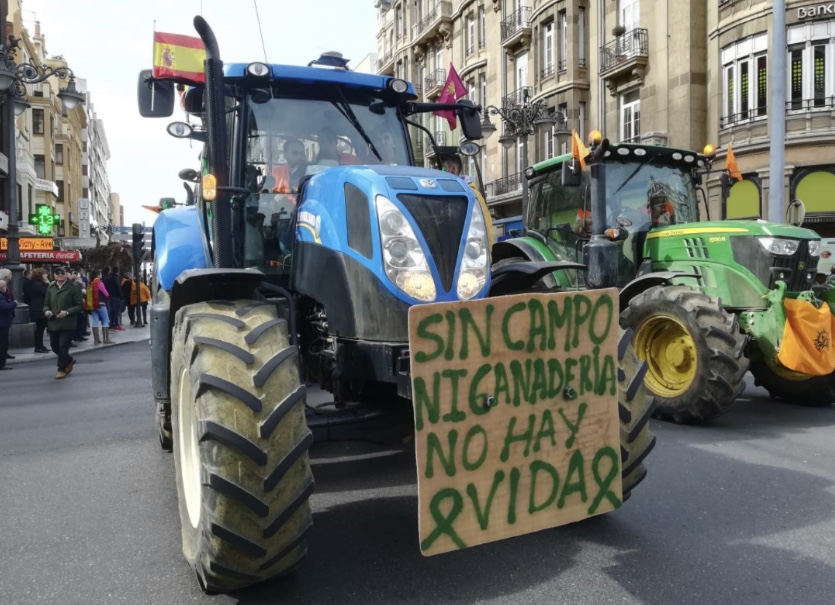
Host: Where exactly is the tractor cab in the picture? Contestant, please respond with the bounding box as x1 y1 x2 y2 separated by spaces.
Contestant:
525 144 703 287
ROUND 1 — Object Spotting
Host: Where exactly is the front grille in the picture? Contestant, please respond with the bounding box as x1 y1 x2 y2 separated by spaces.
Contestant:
730 237 819 291
397 194 469 292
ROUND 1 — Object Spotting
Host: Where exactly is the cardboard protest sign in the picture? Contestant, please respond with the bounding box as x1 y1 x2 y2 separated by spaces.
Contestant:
408 289 621 556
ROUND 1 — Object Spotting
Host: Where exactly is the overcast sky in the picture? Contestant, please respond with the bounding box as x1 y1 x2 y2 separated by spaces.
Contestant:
21 0 378 225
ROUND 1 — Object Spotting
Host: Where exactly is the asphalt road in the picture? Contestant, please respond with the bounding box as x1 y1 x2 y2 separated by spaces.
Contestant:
1 342 834 605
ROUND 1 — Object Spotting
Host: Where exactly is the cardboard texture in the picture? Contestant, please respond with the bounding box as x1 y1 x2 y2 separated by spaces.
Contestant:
408 289 622 556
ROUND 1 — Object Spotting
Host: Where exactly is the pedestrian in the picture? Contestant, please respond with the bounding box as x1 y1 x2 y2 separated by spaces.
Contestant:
85 269 112 345
71 270 88 344
0 278 16 371
121 273 136 326
29 268 50 353
0 268 15 361
138 279 151 327
22 269 32 306
102 266 124 331
43 266 83 379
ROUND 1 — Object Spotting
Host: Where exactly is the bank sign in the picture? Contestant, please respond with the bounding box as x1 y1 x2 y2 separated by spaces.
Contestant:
798 3 835 19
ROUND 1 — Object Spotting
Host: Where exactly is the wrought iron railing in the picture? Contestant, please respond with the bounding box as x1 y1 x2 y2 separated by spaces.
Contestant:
486 172 523 197
720 107 767 128
503 86 533 108
466 42 475 56
599 28 649 73
425 131 447 152
541 64 555 79
501 7 532 42
425 68 446 92
558 58 567 72
787 97 835 111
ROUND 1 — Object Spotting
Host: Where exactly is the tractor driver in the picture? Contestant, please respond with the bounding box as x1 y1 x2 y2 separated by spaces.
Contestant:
271 139 308 196
315 127 360 165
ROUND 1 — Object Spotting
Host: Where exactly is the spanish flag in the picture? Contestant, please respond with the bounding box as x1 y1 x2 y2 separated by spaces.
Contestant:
726 143 743 182
153 32 206 83
571 129 590 170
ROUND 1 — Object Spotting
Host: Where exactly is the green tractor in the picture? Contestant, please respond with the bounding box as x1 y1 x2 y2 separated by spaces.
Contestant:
494 137 834 423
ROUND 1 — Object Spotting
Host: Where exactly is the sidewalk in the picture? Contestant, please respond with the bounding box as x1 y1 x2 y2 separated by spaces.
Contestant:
6 323 150 365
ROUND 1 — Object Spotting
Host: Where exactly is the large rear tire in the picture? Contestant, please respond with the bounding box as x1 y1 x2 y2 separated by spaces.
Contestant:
621 285 748 424
618 328 656 500
750 358 835 407
170 300 313 593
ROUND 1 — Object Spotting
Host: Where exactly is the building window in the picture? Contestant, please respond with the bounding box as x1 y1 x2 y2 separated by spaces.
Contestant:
479 72 487 107
395 6 402 39
543 21 554 78
466 14 475 56
787 22 835 111
558 103 569 154
579 101 586 139
579 7 586 67
620 90 641 142
558 11 567 72
721 34 768 127
56 143 63 165
56 180 64 203
620 0 639 31
543 125 555 160
468 79 476 101
34 154 45 179
479 5 486 49
33 108 44 134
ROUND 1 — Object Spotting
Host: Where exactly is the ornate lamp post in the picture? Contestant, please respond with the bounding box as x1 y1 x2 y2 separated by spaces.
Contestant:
0 35 84 308
480 88 569 220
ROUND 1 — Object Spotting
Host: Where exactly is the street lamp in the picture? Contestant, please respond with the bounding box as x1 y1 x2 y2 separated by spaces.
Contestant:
0 35 84 310
481 88 569 219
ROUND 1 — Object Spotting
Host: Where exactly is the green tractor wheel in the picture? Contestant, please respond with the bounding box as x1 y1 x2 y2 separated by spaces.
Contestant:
621 285 749 423
750 358 835 407
170 300 314 593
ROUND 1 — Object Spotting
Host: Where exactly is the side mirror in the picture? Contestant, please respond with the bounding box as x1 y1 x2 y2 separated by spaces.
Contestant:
786 198 806 227
457 99 482 141
182 87 205 114
137 69 174 118
562 158 581 187
178 168 200 183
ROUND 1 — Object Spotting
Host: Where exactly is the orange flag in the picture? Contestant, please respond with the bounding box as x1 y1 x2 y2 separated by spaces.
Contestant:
571 129 590 170
726 143 743 182
153 32 206 83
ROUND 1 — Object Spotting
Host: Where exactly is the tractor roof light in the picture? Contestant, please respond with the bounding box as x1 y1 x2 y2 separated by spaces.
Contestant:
203 173 217 201
246 62 271 77
588 130 603 146
388 78 409 93
525 167 536 179
703 144 716 159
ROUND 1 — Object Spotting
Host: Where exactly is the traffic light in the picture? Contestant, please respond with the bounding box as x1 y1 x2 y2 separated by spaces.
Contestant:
132 223 145 261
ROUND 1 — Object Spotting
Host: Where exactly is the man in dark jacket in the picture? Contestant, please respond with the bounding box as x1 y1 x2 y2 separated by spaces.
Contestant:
0 278 16 370
102 266 124 330
43 266 84 379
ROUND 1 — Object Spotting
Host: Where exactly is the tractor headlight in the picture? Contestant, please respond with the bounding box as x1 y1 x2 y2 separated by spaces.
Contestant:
375 195 436 302
457 203 489 300
808 239 821 257
758 237 799 257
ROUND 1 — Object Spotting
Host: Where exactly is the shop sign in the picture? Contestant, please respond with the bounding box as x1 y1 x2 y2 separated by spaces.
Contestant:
0 250 81 262
0 237 54 251
798 3 835 19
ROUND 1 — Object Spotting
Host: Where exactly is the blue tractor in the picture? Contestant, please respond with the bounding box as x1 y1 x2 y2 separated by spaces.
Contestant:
137 17 656 593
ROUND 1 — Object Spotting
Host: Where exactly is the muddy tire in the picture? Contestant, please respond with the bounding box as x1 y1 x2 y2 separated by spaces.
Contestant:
618 328 656 500
170 300 313 593
750 359 835 407
621 285 748 424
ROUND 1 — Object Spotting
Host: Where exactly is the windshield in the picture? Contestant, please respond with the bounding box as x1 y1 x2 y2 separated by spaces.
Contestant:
529 158 698 236
242 92 412 274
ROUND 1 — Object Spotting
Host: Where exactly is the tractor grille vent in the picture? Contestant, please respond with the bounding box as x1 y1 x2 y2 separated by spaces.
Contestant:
397 194 469 292
683 237 709 259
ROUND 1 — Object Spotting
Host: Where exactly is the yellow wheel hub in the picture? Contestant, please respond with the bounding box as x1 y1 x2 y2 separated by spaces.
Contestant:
635 314 698 397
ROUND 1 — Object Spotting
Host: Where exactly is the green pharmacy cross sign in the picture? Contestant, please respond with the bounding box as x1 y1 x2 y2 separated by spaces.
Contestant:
28 204 61 235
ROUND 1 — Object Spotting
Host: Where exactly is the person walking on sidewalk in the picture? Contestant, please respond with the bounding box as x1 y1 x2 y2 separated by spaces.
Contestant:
102 266 124 331
137 279 151 327
121 273 136 326
0 279 16 371
85 269 112 345
29 268 50 353
43 266 83 379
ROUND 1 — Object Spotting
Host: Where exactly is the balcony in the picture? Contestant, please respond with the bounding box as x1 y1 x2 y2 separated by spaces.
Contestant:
411 1 453 46
424 131 447 157
486 172 523 199
425 68 446 98
720 107 768 129
600 28 649 94
501 7 532 48
377 49 395 74
540 64 555 80
503 87 533 109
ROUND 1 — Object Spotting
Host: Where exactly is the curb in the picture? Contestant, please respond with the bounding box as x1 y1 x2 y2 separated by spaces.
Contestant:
6 331 150 365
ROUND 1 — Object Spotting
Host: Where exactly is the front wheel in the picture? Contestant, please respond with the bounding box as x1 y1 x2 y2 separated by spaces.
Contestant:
750 358 835 407
171 300 314 593
620 285 749 423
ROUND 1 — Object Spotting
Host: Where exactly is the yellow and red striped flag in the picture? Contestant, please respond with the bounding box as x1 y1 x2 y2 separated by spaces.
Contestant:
153 32 206 83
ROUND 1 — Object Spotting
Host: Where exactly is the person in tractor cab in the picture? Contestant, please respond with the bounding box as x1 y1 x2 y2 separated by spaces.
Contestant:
271 139 309 196
315 127 359 165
